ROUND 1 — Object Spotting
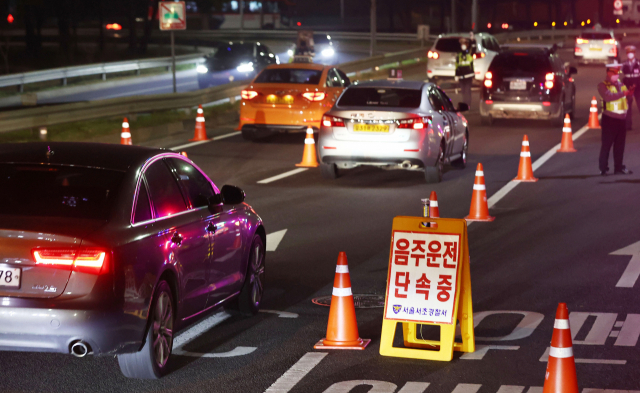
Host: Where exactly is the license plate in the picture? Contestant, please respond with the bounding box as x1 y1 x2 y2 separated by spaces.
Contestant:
265 95 294 105
0 268 21 288
353 124 390 133
590 47 603 51
509 80 527 90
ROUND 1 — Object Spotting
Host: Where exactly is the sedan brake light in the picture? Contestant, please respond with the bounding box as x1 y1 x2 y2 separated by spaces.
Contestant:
484 71 493 88
473 52 486 59
397 117 431 129
302 92 326 101
575 47 583 54
321 115 345 127
241 90 258 100
544 73 554 89
33 248 109 275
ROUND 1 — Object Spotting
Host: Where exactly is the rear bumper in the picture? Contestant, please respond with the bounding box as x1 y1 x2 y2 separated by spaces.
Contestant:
239 103 326 130
427 67 455 79
0 305 145 356
480 100 561 119
574 52 616 62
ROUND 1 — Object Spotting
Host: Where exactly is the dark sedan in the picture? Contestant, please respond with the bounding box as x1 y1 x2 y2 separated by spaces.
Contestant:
0 143 266 379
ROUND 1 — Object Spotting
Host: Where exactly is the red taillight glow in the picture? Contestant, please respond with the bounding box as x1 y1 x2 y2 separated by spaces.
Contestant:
398 117 430 129
106 23 122 30
544 73 554 89
302 92 326 101
473 52 486 59
485 100 493 104
428 51 439 59
241 90 258 100
609 46 617 56
575 47 583 54
542 101 551 106
33 248 108 274
484 79 492 88
321 115 345 127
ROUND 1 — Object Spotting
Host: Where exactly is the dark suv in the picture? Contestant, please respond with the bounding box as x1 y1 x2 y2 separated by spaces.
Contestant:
480 45 577 126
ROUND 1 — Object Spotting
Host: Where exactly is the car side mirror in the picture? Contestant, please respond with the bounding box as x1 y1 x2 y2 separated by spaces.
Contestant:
221 185 246 205
568 66 578 75
456 102 469 112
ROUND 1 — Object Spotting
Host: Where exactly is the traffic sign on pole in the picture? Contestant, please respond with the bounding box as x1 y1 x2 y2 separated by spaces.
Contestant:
159 1 186 30
614 0 623 15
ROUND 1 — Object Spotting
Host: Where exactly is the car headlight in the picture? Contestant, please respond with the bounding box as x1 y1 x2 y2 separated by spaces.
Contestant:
236 62 254 73
321 48 335 57
287 49 294 56
196 64 208 74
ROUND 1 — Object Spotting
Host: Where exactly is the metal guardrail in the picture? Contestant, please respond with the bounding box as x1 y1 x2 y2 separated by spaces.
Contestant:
494 27 640 43
0 46 429 134
175 29 437 42
0 53 206 92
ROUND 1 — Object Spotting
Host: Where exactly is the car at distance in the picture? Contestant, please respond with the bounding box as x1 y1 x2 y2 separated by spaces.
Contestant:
197 41 279 89
0 143 266 379
480 45 577 126
318 80 470 183
574 29 620 64
287 33 337 62
239 62 350 140
427 33 500 81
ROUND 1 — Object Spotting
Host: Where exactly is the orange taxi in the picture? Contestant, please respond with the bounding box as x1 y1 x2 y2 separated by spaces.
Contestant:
238 62 351 140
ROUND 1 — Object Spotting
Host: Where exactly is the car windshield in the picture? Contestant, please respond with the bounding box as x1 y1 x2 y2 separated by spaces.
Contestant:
435 38 475 52
213 45 253 59
489 54 552 76
579 32 613 40
337 87 422 108
254 68 323 84
0 164 124 220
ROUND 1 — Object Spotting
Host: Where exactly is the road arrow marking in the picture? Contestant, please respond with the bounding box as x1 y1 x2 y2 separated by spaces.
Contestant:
267 229 287 252
611 240 640 288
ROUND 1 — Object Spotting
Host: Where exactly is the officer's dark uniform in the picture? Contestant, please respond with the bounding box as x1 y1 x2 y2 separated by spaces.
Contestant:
455 39 474 109
621 46 640 130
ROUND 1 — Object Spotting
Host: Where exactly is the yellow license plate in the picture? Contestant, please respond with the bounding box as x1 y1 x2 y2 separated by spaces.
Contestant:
353 124 390 133
265 95 294 105
589 47 603 51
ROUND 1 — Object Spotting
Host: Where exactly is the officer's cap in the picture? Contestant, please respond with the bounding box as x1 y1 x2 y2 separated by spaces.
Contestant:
606 61 623 71
626 45 637 53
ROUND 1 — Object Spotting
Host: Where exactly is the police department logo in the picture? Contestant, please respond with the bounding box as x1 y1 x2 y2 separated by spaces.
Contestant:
393 305 402 314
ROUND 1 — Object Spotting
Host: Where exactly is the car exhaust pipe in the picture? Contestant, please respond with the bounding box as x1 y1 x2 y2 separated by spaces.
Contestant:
70 341 90 358
401 161 412 169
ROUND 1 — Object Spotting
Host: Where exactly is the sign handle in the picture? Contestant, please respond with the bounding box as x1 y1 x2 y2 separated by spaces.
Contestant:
171 30 176 94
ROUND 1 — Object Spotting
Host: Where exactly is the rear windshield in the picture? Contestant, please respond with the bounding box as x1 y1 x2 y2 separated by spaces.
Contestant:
0 164 124 220
337 87 422 108
254 68 323 84
489 54 552 75
579 32 613 40
435 38 475 52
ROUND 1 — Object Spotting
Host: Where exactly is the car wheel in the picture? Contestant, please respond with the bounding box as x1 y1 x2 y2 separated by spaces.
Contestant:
480 115 493 126
570 94 576 118
451 131 468 169
236 235 265 316
320 162 339 179
425 144 444 184
551 101 565 127
118 280 174 379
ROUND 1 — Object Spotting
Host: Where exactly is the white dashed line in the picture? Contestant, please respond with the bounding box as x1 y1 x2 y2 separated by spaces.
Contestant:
264 352 328 393
266 229 288 251
257 168 309 184
170 131 241 151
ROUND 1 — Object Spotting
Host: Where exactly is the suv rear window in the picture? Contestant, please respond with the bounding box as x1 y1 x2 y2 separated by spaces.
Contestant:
435 38 475 52
254 68 323 84
0 164 124 220
489 53 552 76
337 87 422 108
579 32 613 40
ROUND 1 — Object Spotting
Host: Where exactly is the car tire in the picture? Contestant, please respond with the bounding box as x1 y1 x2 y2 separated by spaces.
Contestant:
424 144 444 184
480 115 493 126
320 163 339 179
117 280 175 380
451 131 468 169
551 101 565 127
235 235 265 316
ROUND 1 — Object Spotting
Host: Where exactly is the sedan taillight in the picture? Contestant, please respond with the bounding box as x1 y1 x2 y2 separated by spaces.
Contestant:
397 117 431 129
545 73 554 89
428 50 440 59
322 115 345 127
241 90 258 100
32 248 109 275
484 71 493 88
302 92 326 101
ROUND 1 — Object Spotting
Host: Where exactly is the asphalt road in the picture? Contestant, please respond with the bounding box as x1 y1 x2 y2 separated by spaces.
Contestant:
1 48 640 392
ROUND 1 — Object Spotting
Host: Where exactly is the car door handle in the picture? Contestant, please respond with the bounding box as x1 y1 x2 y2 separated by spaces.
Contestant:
171 232 183 246
206 222 217 233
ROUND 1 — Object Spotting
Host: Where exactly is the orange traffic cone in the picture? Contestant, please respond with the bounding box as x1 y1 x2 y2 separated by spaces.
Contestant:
588 96 601 129
429 191 440 218
314 252 371 350
558 114 577 153
296 127 319 168
543 303 579 393
514 135 538 182
180 151 188 158
120 118 132 145
465 163 495 222
190 105 208 141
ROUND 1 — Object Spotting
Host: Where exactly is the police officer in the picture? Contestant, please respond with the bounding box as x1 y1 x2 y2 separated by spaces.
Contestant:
622 45 640 130
598 62 635 175
455 37 474 109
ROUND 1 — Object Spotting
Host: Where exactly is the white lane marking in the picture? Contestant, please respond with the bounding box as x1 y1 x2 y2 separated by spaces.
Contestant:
397 382 430 393
266 229 288 251
610 240 640 288
170 131 242 151
257 168 309 184
526 388 542 393
451 384 482 393
460 345 519 360
616 314 640 346
259 309 299 318
265 352 328 393
496 386 525 393
323 380 397 393
539 347 627 364
474 311 544 341
570 312 617 345
173 346 257 358
173 311 230 349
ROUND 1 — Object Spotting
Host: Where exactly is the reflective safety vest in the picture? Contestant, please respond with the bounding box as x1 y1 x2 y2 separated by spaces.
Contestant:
602 81 628 114
456 53 473 68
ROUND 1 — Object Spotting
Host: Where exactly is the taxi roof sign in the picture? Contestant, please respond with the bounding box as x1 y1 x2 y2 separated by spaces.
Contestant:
160 1 186 31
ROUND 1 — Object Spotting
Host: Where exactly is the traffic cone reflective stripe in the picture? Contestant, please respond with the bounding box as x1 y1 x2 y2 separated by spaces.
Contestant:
588 96 601 129
558 114 577 153
429 191 440 218
314 252 370 350
296 127 319 168
514 135 538 182
465 163 495 222
543 303 579 393
120 118 132 145
190 105 208 141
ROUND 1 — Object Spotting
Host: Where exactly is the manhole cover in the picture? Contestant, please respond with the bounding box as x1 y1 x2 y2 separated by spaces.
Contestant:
312 294 385 309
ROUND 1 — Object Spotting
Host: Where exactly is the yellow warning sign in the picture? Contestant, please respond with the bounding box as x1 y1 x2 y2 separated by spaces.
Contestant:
379 216 475 361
